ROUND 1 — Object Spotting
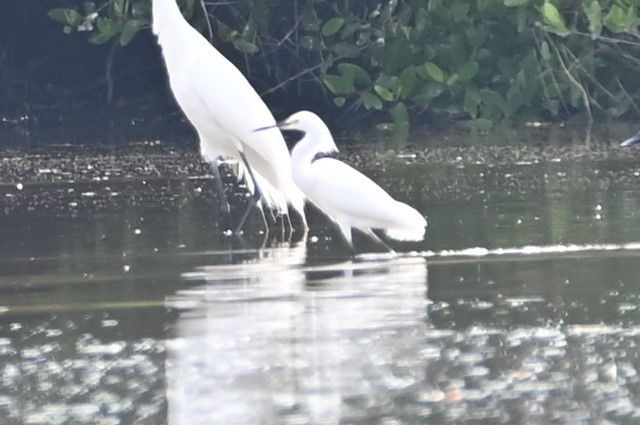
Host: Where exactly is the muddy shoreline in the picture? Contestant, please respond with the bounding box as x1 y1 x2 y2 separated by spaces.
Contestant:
1 138 639 183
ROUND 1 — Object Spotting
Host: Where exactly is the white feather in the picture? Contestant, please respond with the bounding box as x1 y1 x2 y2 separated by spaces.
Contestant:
152 0 306 221
282 111 426 246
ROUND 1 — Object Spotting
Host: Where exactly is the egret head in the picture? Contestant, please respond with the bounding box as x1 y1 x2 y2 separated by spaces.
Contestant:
276 111 325 134
279 110 337 150
254 110 337 151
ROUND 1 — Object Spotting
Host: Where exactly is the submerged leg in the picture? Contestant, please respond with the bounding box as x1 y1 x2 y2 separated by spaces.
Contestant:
210 162 232 231
234 151 268 235
333 216 358 255
364 229 395 253
282 212 292 242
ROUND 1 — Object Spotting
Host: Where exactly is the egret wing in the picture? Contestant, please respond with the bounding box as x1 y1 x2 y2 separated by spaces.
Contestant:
306 159 407 226
170 41 304 214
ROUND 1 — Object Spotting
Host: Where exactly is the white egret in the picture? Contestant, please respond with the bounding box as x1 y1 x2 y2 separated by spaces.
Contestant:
152 0 306 234
256 111 426 250
620 129 640 147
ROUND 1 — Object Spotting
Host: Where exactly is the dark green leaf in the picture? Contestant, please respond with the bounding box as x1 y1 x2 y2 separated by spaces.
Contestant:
604 5 636 33
48 8 83 26
542 1 570 36
583 1 602 36
423 83 445 98
331 42 360 58
391 102 410 127
413 8 428 38
113 0 126 17
374 85 395 102
478 0 498 12
338 63 372 86
411 83 444 106
422 62 446 83
452 3 470 21
214 18 235 42
233 39 259 54
120 19 142 46
540 41 551 61
377 75 402 96
361 92 383 110
89 17 121 44
464 87 481 118
399 67 417 99
391 102 410 144
96 16 117 35
480 88 506 116
322 17 345 36
446 74 459 86
89 31 115 44
504 0 530 7
323 74 355 95
458 62 479 82
301 1 320 31
516 6 527 32
429 1 451 22
83 2 96 14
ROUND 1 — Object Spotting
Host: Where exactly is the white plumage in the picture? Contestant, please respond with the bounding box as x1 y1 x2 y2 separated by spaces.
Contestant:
271 110 426 247
152 0 306 230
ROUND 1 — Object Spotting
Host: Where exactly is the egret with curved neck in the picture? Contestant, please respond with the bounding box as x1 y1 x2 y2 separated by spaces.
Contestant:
257 111 426 251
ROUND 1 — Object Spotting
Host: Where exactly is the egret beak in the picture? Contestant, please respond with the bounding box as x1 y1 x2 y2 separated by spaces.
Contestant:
620 131 640 147
253 124 279 133
254 119 300 133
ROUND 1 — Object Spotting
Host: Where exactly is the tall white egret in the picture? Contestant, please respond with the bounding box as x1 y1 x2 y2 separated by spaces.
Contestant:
152 0 306 234
621 129 640 147
256 111 426 250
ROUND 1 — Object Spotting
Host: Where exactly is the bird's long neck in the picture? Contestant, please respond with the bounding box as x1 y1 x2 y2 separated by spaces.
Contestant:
292 128 339 167
152 0 192 48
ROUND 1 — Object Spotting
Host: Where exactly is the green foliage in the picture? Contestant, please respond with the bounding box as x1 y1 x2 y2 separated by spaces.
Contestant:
49 0 153 45
50 0 640 134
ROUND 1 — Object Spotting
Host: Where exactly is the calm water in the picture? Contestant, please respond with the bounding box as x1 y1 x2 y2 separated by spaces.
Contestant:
0 126 640 424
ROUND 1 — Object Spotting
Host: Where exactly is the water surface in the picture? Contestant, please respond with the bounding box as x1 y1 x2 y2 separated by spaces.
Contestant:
0 125 640 424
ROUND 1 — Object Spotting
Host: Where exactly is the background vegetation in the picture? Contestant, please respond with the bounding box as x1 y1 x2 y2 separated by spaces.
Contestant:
3 0 640 141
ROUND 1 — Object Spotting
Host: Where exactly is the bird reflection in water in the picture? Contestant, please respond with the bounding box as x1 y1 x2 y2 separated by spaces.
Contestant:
167 247 428 424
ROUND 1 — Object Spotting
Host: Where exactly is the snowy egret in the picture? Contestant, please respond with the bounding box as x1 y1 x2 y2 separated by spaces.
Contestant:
152 0 306 234
256 111 426 250
620 129 640 147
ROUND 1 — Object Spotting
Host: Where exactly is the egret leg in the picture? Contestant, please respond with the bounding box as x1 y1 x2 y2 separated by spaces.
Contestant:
234 151 269 235
282 212 292 242
364 229 396 253
210 162 232 231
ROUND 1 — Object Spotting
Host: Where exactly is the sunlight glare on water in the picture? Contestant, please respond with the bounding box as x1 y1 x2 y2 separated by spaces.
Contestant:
168 251 428 425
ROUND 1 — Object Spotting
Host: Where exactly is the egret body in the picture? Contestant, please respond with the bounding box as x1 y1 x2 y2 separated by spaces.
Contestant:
152 0 306 232
621 129 640 147
260 111 426 248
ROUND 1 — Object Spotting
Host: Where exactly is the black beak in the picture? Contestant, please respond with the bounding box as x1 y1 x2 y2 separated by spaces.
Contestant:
253 123 279 133
621 130 640 147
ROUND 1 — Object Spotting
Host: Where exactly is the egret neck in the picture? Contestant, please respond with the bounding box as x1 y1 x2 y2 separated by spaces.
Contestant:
311 150 339 163
152 0 197 56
